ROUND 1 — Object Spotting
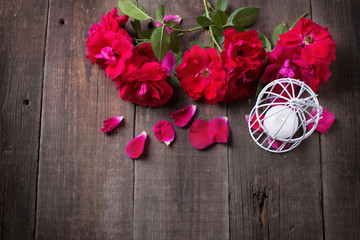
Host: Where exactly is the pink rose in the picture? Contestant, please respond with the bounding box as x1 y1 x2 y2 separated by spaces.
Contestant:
262 46 331 92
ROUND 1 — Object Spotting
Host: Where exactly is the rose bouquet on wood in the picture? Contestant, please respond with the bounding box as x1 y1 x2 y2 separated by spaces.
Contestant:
86 0 336 157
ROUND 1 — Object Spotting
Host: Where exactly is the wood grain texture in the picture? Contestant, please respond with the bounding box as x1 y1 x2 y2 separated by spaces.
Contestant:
312 0 360 239
228 1 324 239
133 1 229 239
0 0 48 239
36 1 134 239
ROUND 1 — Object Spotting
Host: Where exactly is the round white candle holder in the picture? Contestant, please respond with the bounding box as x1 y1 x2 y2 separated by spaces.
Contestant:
248 78 323 153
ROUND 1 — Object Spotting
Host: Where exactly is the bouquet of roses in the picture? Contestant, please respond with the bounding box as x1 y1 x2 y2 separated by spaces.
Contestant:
86 0 336 157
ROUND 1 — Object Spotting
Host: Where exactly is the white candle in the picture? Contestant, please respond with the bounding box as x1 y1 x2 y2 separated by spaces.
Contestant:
263 106 299 139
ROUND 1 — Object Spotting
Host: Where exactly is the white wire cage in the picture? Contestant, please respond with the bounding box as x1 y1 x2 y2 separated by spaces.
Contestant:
248 78 323 153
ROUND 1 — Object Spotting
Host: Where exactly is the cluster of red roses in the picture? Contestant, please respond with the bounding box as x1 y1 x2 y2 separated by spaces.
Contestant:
177 17 336 105
262 18 336 92
177 29 267 104
87 7 336 108
86 8 173 107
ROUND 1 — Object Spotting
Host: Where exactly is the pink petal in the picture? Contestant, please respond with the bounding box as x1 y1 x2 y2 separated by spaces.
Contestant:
171 104 196 127
164 15 182 23
101 116 123 132
160 52 176 77
209 116 230 143
189 119 214 149
307 108 336 133
245 114 264 132
155 15 182 27
126 131 147 159
268 138 290 150
153 120 175 145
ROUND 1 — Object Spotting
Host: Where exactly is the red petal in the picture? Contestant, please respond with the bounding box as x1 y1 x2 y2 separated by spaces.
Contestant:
307 108 335 133
126 131 147 159
170 104 196 127
245 114 264 132
209 117 230 143
153 120 175 145
268 138 290 150
189 119 214 149
101 116 123 132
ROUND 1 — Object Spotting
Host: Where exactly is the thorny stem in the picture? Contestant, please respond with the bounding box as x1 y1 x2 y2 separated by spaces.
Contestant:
203 0 222 51
150 16 203 33
290 12 308 29
207 1 216 12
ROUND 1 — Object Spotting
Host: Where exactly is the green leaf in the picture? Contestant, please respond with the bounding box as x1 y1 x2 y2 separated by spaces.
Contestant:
196 16 212 27
150 26 170 60
167 76 180 87
156 5 165 23
166 20 181 30
213 10 228 28
223 24 245 32
216 36 224 45
173 51 183 74
216 0 227 11
230 7 260 27
272 22 288 46
257 31 272 51
170 31 179 53
140 30 151 39
173 51 183 61
131 20 141 36
118 0 151 21
212 26 224 37
255 81 266 97
190 41 204 48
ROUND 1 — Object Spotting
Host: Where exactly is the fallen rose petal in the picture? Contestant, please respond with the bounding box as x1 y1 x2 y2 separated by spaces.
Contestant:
245 114 264 132
171 104 196 127
153 120 175 145
189 119 214 149
160 52 176 77
209 117 230 143
268 138 290 150
307 108 335 133
126 131 147 159
101 116 123 132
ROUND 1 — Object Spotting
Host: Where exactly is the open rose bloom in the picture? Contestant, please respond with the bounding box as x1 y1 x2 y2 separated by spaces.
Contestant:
264 17 336 92
177 45 227 104
86 8 173 108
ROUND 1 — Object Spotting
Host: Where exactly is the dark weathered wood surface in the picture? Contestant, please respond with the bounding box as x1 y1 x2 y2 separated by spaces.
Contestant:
0 0 48 239
0 0 359 239
312 0 360 239
35 1 134 239
228 1 323 239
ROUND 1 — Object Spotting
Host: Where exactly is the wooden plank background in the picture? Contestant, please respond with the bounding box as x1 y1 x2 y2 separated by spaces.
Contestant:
0 0 359 239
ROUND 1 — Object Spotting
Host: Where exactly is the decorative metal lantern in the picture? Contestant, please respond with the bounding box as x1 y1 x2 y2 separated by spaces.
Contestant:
248 78 323 153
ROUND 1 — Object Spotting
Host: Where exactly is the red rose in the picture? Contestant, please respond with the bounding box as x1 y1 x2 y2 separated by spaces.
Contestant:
221 29 266 71
137 42 156 65
86 32 134 80
222 68 261 102
116 62 173 107
262 46 331 92
100 7 129 30
278 17 336 64
86 8 132 71
176 45 226 104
